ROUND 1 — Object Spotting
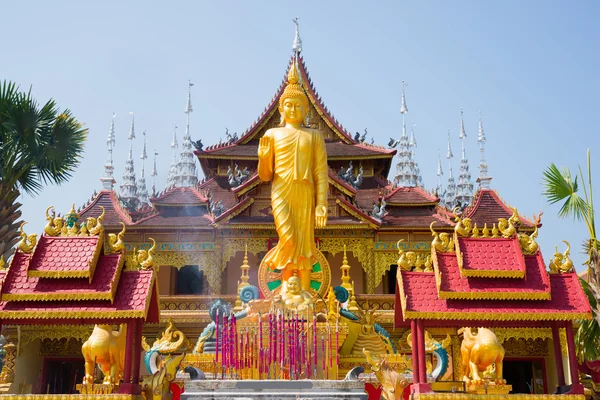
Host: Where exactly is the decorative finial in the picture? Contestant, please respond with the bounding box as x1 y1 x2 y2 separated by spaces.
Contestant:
137 131 150 205
459 108 466 139
437 151 443 177
477 111 490 184
292 17 303 54
101 113 117 190
409 122 417 147
400 81 408 115
176 81 199 188
446 130 453 159
287 57 300 84
151 150 158 196
128 112 135 140
185 80 194 114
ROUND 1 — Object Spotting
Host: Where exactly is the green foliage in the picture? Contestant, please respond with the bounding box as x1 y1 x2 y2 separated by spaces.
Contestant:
0 80 88 194
543 150 599 363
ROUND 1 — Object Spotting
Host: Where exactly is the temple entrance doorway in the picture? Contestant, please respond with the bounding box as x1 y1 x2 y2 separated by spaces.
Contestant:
41 357 85 394
504 359 546 394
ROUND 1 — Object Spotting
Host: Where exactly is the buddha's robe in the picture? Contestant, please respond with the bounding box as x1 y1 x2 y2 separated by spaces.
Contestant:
258 127 328 271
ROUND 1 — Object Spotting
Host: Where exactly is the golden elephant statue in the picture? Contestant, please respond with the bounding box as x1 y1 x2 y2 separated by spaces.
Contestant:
458 327 505 383
82 324 127 385
143 353 186 400
363 349 409 400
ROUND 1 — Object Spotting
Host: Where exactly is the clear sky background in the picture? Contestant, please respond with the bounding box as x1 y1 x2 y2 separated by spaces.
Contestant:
2 1 599 271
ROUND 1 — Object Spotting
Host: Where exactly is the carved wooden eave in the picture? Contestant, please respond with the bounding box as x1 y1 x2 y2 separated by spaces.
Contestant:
336 197 381 230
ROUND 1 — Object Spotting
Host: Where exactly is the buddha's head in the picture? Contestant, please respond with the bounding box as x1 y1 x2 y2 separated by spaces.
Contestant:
286 276 301 295
279 59 309 126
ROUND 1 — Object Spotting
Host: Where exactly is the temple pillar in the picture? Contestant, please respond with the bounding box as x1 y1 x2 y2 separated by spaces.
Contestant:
411 320 431 394
552 324 566 387
132 318 144 385
123 320 135 384
565 321 584 394
410 320 420 384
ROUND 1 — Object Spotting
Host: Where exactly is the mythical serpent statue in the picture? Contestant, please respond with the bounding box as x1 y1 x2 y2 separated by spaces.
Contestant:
142 353 185 400
107 222 126 254
549 240 574 273
458 327 505 383
518 225 539 255
430 222 455 252
82 324 127 385
363 349 410 400
137 238 157 269
86 206 105 236
452 208 473 237
396 240 417 271
405 331 452 381
44 206 64 236
17 222 37 254
142 320 188 374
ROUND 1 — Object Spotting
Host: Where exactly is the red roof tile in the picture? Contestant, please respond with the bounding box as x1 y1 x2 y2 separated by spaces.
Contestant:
150 186 209 206
2 252 123 302
456 236 526 278
27 235 103 280
434 251 550 300
462 189 534 228
396 271 591 322
199 177 238 210
0 270 158 322
384 186 439 205
80 190 133 227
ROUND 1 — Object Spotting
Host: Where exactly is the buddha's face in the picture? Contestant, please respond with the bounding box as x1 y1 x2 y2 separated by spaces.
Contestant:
287 277 301 295
281 98 306 125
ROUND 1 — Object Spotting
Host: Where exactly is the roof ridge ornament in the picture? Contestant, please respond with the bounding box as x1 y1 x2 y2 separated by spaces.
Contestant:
101 113 117 190
292 17 302 54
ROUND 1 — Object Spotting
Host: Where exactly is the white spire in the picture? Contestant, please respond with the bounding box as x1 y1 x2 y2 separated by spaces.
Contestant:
166 123 179 189
137 131 150 205
409 122 423 186
400 81 408 114
436 150 444 197
119 112 138 207
476 111 492 188
456 133 474 206
444 131 456 208
446 130 454 159
100 113 117 190
151 150 158 196
174 80 199 188
292 17 303 54
459 108 467 139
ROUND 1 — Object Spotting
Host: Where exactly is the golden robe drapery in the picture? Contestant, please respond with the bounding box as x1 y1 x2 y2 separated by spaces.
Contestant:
258 127 328 271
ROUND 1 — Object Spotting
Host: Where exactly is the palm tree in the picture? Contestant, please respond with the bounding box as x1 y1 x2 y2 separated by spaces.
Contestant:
0 81 87 262
542 149 600 362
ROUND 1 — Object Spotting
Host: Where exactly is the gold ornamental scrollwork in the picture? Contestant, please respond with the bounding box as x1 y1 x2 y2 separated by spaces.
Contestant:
153 252 221 294
220 238 269 268
17 325 93 355
320 238 376 293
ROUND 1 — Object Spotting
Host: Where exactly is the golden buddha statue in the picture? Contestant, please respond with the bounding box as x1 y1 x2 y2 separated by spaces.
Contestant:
274 276 313 311
258 57 328 296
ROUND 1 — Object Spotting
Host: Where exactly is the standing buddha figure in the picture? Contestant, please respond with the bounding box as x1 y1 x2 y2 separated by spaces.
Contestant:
257 57 328 296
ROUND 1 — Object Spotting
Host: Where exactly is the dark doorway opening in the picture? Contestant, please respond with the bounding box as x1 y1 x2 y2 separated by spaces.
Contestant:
385 265 398 294
175 265 204 294
504 359 546 394
42 358 85 394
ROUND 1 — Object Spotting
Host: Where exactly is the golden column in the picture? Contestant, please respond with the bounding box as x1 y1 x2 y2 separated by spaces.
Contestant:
234 244 251 311
340 245 358 311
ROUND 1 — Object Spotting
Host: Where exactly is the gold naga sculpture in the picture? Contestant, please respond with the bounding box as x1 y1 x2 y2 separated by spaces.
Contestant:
82 324 127 385
452 208 473 237
44 206 64 236
85 206 105 236
363 349 410 400
137 238 157 270
17 222 37 254
430 222 455 252
549 240 574 273
458 327 505 384
257 57 327 301
518 225 539 255
143 353 185 400
107 222 126 254
350 302 389 355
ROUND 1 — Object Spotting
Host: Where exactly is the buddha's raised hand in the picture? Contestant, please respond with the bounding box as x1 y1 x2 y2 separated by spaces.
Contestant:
258 135 271 159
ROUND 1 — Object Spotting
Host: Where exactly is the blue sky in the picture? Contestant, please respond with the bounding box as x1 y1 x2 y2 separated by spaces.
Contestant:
2 1 599 270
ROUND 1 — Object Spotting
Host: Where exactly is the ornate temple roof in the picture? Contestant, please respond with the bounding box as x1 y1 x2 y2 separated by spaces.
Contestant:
462 188 535 229
80 190 134 227
380 207 454 229
394 233 591 325
150 186 209 207
384 186 438 206
0 222 159 324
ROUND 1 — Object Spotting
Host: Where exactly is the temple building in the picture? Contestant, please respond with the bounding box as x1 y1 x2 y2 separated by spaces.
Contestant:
0 24 591 399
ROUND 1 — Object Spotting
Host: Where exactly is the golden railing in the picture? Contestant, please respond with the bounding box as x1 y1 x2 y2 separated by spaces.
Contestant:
159 294 395 312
